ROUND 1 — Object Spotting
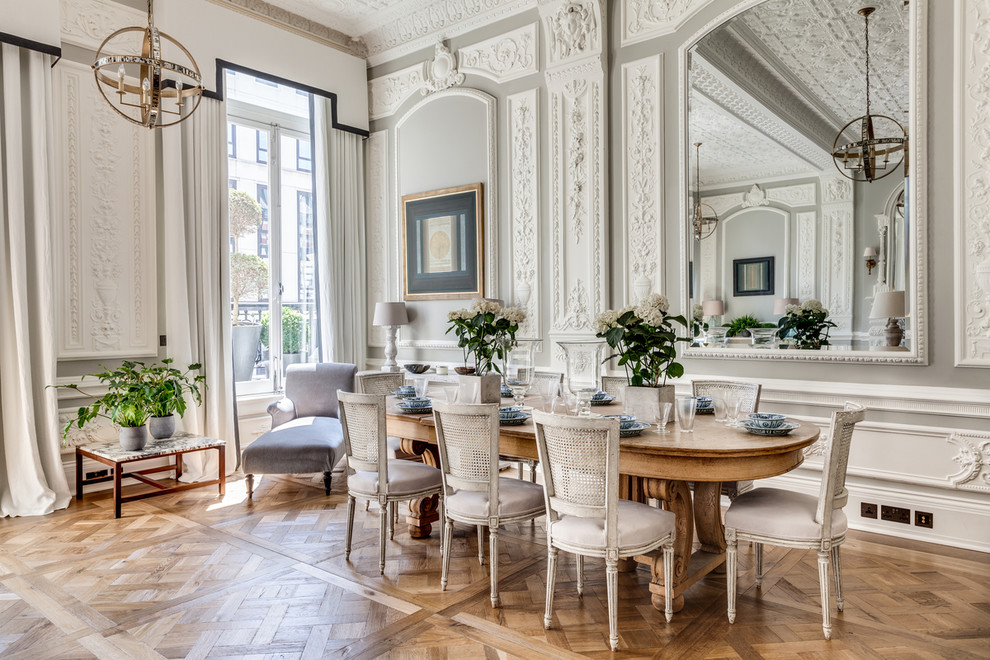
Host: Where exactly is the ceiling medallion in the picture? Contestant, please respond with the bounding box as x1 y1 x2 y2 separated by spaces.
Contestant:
92 0 203 129
831 6 907 182
692 142 718 241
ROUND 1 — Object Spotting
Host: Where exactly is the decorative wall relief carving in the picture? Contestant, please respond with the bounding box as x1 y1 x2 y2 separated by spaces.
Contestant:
368 64 425 121
622 55 663 302
53 61 157 359
700 233 717 300
366 130 388 348
621 0 712 47
796 211 817 299
565 79 588 245
543 0 600 66
741 184 769 208
59 0 144 51
508 90 541 339
422 42 465 94
459 23 538 83
820 206 854 334
955 0 990 366
767 182 816 207
702 191 745 216
947 432 990 493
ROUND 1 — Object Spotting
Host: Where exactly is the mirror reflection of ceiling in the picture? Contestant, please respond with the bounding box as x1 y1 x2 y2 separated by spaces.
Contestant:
257 0 415 37
690 0 909 187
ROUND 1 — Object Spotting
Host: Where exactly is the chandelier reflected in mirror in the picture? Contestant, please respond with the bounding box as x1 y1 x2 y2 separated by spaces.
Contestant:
831 6 907 182
691 142 718 240
92 0 203 129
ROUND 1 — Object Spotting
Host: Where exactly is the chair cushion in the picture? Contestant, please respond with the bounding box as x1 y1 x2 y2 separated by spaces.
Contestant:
724 487 847 541
549 500 675 554
349 459 442 497
284 362 356 419
242 416 343 475
445 477 545 521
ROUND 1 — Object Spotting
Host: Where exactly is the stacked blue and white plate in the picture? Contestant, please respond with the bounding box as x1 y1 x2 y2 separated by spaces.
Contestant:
396 397 432 414
604 414 650 437
392 385 417 399
589 391 616 406
499 406 531 426
501 384 513 398
740 413 799 436
696 396 714 414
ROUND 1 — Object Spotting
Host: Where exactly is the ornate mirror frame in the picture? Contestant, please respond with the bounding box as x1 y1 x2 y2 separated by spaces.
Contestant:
678 0 928 364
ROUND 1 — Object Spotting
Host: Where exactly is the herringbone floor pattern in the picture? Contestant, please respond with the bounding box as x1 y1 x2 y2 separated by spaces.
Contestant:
0 473 987 659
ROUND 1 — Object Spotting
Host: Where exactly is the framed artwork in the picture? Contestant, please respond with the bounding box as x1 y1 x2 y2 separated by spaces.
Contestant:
402 183 483 300
732 256 774 297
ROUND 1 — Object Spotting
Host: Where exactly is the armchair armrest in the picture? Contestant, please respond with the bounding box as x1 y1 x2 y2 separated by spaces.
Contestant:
267 398 297 429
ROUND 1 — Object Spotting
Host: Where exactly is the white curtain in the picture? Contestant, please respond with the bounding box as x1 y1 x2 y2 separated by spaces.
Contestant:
315 100 367 367
0 44 71 517
161 98 237 480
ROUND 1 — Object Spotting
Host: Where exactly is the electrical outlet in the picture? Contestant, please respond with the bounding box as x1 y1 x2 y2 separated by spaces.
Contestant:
915 511 934 528
881 505 911 524
861 502 878 518
85 469 109 480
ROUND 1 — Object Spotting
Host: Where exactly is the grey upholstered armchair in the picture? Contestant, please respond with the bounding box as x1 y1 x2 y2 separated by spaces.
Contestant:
242 362 357 498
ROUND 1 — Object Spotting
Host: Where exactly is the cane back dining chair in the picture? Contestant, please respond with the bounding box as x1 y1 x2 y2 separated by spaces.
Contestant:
337 391 444 574
724 401 866 639
432 401 545 607
692 379 763 499
532 410 676 651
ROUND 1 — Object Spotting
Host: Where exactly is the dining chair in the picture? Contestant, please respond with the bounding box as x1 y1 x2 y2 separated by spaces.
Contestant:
337 391 444 575
692 379 762 499
724 401 866 640
532 410 676 651
432 401 545 607
600 375 626 398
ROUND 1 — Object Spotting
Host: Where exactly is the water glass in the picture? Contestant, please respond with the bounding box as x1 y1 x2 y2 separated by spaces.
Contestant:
414 376 428 399
655 402 673 434
442 386 459 403
536 379 559 412
724 392 743 427
675 397 697 433
712 396 727 423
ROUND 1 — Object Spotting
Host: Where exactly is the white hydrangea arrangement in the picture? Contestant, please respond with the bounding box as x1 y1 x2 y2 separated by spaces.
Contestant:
594 293 689 387
446 299 527 374
777 298 837 349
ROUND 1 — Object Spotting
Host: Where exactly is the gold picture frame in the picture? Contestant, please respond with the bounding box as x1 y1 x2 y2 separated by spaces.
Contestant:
401 183 484 300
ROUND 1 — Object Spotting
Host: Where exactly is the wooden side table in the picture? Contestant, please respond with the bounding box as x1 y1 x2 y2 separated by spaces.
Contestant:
75 432 226 518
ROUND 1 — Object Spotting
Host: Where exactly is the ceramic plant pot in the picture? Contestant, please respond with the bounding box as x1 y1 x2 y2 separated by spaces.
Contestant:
119 425 149 452
149 415 175 439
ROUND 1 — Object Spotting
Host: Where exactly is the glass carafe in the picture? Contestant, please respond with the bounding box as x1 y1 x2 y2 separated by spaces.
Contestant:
557 340 605 416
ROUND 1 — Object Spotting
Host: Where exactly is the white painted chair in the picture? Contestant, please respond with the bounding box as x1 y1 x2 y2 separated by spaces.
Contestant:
692 379 763 499
338 391 444 575
532 410 676 651
600 375 627 398
724 401 866 640
432 401 545 607
510 371 563 482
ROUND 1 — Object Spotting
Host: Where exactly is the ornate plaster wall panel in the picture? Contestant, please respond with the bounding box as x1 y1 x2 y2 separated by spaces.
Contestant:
796 211 817 299
508 89 541 339
701 191 744 217
620 0 713 47
366 130 388 348
422 42 465 94
368 63 425 121
622 55 663 302
947 432 990 493
700 232 717 300
819 203 854 334
53 61 157 359
59 0 145 51
767 182 816 207
542 0 601 68
954 0 990 366
459 23 538 84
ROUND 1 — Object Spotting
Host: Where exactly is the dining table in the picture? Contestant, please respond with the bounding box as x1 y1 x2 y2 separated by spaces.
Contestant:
385 396 820 613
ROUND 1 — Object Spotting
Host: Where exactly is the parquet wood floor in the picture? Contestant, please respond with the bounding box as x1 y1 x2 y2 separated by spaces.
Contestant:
0 473 987 659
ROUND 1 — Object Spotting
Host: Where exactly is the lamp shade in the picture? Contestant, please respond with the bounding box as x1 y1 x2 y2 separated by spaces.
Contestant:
702 300 724 316
871 291 905 318
863 247 878 258
373 302 409 326
774 297 799 315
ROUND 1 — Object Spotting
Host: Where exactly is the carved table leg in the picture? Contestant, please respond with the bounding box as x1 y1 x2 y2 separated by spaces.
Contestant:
643 478 693 613
694 481 726 561
400 439 441 538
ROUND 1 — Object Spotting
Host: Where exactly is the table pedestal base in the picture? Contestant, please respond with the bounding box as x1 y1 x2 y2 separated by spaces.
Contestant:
400 439 441 538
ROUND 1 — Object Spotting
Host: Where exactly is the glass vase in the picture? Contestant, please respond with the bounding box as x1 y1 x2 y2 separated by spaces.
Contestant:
557 340 605 416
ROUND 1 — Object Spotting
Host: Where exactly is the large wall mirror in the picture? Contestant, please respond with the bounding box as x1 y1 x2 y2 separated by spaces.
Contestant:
679 0 927 363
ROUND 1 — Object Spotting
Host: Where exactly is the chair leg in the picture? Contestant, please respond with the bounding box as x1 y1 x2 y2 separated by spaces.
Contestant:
322 471 332 495
817 549 832 639
345 495 355 560
754 542 764 587
517 462 524 479
576 554 584 596
388 501 395 540
441 516 453 590
246 473 254 499
544 546 558 630
663 543 674 623
832 545 844 612
489 526 500 608
379 503 388 575
606 557 619 651
528 461 536 483
477 525 484 565
726 535 738 624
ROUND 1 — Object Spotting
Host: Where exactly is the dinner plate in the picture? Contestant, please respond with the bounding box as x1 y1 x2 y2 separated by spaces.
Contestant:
589 394 616 406
741 421 800 436
392 390 416 399
396 403 433 414
619 421 651 437
499 412 532 426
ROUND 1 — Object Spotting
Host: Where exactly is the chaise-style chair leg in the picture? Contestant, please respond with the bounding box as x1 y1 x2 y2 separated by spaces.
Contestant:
345 495 355 560
477 525 485 565
388 501 395 540
323 471 332 495
246 473 254 499
832 545 844 612
489 526 500 607
606 557 619 651
754 541 764 587
817 549 832 639
441 516 453 590
726 532 738 624
544 546 558 630
379 502 389 575
663 543 674 623
576 554 584 596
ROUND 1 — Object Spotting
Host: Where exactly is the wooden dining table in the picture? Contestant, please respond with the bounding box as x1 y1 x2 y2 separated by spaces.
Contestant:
385 397 820 613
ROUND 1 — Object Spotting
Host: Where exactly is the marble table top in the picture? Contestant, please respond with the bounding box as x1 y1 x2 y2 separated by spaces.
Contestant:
77 432 225 461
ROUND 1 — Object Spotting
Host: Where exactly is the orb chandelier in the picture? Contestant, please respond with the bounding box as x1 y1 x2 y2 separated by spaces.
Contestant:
92 0 203 129
831 6 907 182
691 142 718 240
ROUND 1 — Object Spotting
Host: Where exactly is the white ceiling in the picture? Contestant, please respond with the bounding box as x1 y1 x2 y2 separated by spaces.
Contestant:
260 0 435 39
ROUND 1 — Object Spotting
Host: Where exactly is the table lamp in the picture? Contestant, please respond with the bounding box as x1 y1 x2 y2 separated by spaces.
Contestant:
373 302 409 372
702 300 724 324
773 297 799 315
870 290 905 348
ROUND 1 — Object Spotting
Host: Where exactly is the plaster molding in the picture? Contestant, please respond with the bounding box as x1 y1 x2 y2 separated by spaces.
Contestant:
507 89 541 339
954 0 990 366
796 211 817 299
766 182 816 207
700 232 717 300
701 191 744 216
947 432 990 492
622 55 663 302
422 42 465 94
620 0 713 47
368 63 425 121
740 184 768 208
542 0 601 67
459 23 539 84
397 339 460 350
59 0 145 51
820 204 854 333
209 0 361 56
365 130 388 348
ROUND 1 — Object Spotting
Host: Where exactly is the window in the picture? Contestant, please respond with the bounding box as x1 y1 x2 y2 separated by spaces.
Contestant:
256 130 268 164
297 191 314 302
296 139 311 173
255 76 277 87
257 184 269 258
228 178 237 190
227 123 236 158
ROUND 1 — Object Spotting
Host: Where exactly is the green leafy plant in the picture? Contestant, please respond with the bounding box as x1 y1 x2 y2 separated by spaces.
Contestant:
230 252 268 323
261 307 309 354
52 361 154 434
723 314 762 338
690 303 708 339
777 299 837 349
142 359 206 418
445 300 526 375
595 294 690 388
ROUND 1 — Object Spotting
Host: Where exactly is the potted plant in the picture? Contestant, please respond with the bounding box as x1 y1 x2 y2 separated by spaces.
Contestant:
446 300 526 402
723 314 762 338
261 306 309 373
595 293 689 410
142 359 206 439
54 361 154 451
690 303 708 344
777 299 837 349
229 188 267 382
